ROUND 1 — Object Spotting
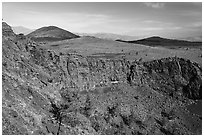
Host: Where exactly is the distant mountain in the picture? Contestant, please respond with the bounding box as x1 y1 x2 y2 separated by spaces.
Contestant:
116 36 202 48
179 36 202 42
12 26 34 35
76 32 141 41
27 26 80 42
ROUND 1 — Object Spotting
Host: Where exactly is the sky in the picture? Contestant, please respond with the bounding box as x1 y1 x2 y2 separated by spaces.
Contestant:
2 2 202 39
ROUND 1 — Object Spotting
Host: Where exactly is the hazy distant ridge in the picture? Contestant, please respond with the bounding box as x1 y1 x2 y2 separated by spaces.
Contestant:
12 26 34 35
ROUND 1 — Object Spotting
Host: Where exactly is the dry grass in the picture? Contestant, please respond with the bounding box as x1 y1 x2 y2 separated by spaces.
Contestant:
41 36 201 65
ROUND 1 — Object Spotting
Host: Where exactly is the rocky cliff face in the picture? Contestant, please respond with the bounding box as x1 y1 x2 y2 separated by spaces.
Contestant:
28 45 202 100
2 23 202 135
2 22 16 37
142 57 202 100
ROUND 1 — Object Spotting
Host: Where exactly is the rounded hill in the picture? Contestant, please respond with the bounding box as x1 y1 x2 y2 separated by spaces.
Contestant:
27 26 80 42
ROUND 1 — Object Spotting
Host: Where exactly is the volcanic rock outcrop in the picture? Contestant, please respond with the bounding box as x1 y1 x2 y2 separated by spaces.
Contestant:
2 22 202 135
2 22 16 37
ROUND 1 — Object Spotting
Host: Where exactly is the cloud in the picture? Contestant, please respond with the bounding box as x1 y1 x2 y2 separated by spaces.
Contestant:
192 22 202 27
143 20 162 24
10 10 125 31
179 11 201 17
192 2 202 7
142 20 175 29
143 2 165 9
138 26 181 31
170 26 182 30
143 27 164 31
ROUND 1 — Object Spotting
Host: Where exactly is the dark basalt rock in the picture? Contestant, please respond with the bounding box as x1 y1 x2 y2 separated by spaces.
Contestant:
141 57 202 100
2 22 202 135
